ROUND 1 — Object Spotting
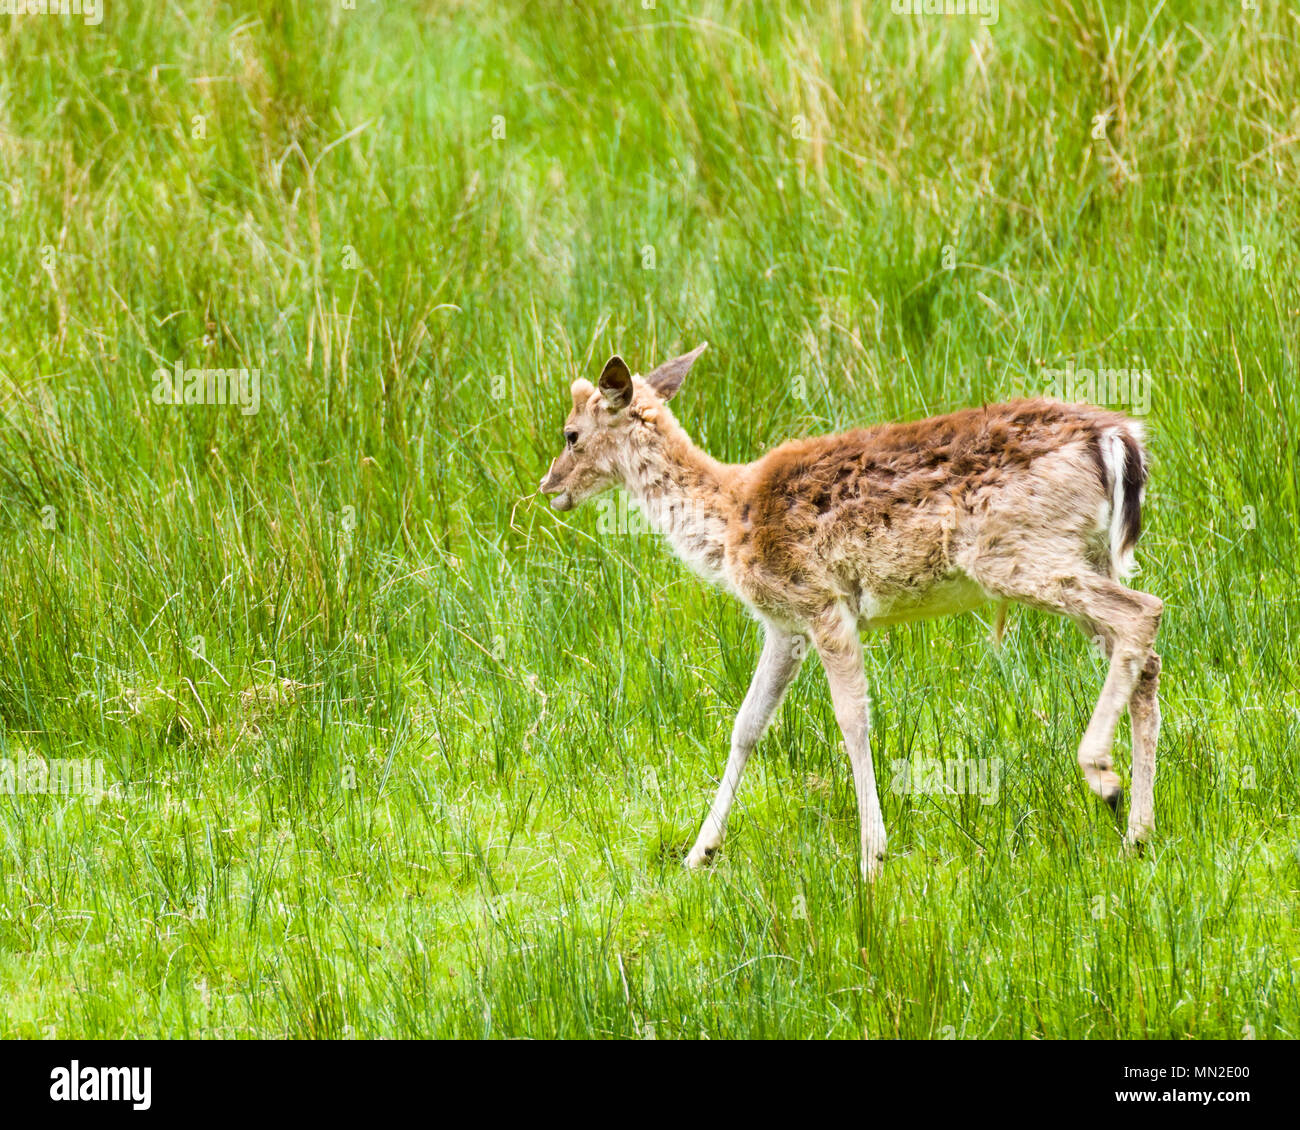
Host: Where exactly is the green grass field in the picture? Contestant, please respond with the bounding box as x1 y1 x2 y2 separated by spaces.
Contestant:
1 0 1297 1039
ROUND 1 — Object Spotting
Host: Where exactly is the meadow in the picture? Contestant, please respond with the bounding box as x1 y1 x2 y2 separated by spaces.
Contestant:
0 0 1297 1038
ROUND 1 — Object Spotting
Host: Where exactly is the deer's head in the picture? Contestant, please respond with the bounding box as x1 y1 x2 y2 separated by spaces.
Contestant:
539 343 707 511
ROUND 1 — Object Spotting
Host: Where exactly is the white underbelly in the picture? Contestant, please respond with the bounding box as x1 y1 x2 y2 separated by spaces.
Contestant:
857 575 990 629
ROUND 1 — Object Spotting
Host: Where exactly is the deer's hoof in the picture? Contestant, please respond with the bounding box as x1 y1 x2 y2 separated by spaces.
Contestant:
1124 824 1152 856
861 853 885 883
1091 769 1123 812
684 844 718 870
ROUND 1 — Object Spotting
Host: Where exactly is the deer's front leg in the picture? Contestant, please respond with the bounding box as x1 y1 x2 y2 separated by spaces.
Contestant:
685 623 806 868
812 603 887 881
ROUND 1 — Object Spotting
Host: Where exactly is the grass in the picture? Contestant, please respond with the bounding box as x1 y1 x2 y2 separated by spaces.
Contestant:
0 0 1297 1038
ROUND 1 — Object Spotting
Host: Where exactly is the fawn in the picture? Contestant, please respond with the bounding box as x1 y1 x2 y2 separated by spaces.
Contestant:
540 345 1162 880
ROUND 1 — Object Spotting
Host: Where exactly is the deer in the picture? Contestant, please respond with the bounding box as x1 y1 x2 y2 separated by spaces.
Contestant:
539 344 1162 880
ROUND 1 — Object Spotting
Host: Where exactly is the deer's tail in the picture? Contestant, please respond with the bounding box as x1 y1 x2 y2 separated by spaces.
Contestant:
1098 421 1149 580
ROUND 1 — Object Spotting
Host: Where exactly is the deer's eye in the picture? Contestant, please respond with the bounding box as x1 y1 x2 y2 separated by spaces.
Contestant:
564 430 579 447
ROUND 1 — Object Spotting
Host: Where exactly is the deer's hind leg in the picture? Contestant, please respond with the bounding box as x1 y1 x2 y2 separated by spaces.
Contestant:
967 554 1162 820
1126 649 1161 846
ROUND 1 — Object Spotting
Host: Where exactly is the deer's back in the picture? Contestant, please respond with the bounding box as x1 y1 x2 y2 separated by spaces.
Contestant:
725 399 1139 619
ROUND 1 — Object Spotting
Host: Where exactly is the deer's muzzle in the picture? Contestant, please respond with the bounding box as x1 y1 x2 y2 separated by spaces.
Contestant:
539 459 573 510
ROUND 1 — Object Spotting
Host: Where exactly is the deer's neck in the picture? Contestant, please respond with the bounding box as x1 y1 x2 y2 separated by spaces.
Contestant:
619 424 734 584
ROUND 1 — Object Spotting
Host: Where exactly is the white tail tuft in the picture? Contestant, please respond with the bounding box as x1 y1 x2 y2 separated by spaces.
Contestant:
1100 423 1146 579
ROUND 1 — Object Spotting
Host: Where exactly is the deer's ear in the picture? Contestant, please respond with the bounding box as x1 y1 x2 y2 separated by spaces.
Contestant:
598 355 633 410
645 342 708 401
